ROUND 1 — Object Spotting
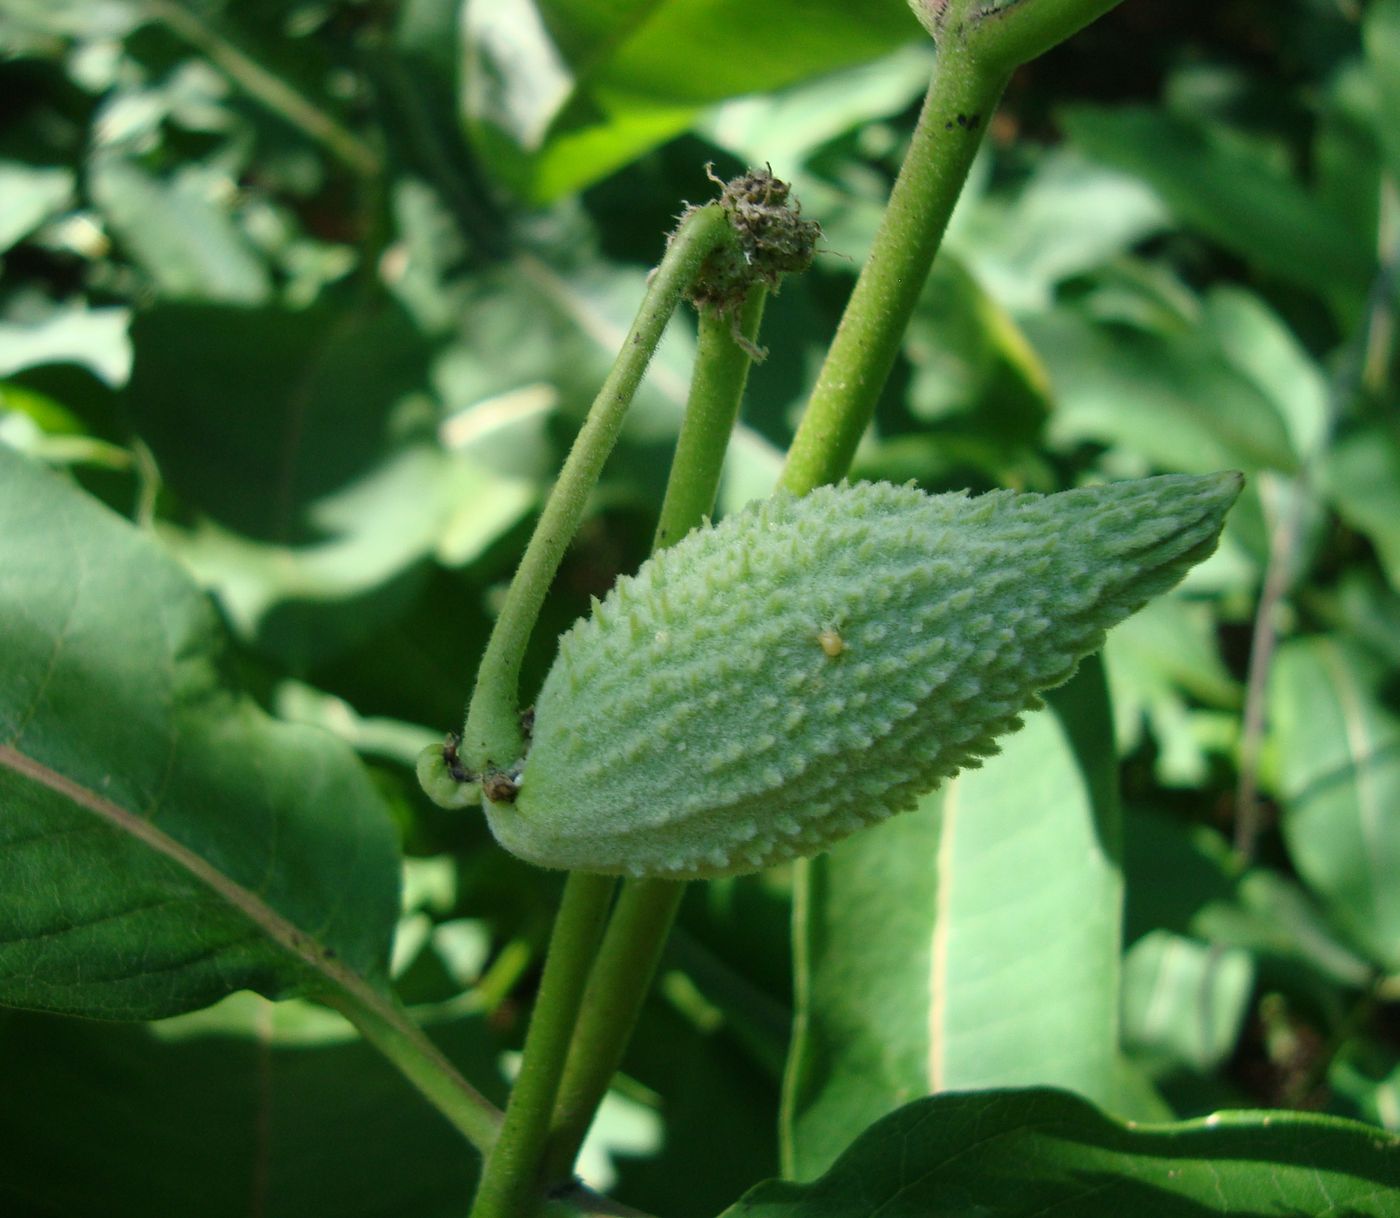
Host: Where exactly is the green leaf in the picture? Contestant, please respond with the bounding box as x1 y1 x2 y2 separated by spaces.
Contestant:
89 154 272 305
951 149 1170 313
1030 308 1299 475
1270 636 1400 973
120 301 535 665
1104 595 1240 787
0 161 72 252
781 661 1127 1181
1061 106 1373 302
1121 930 1254 1075
0 997 501 1218
1324 424 1400 593
608 987 780 1216
0 445 400 1019
462 0 920 202
1331 1039 1400 1134
0 303 132 388
724 1089 1400 1217
1203 287 1330 461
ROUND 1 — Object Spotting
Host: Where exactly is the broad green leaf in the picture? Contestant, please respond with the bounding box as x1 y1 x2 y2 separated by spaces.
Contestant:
1324 425 1400 593
1338 572 1400 671
125 302 432 542
0 0 141 43
781 661 1126 1181
1030 309 1299 475
1121 930 1254 1075
0 997 501 1218
1270 636 1400 972
724 1089 1400 1218
90 154 271 304
462 0 919 202
1061 106 1373 302
0 445 400 1019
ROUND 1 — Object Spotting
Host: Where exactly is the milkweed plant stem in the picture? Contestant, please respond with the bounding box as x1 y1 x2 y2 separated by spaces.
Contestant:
449 3 1134 1215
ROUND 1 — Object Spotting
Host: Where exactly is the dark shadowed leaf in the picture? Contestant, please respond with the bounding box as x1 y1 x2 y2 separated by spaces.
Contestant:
0 996 502 1218
723 1089 1400 1217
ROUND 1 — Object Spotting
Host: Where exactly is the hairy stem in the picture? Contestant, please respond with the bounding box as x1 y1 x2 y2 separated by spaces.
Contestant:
462 204 736 773
469 873 617 1218
653 287 768 549
780 47 1007 494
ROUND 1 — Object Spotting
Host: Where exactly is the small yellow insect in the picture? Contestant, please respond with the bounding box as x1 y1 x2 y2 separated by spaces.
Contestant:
818 627 845 658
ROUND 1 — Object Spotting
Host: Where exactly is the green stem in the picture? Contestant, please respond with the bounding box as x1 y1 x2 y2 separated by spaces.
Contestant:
538 293 769 1188
653 287 768 549
965 0 1126 73
542 879 687 1185
146 0 381 178
470 873 617 1218
779 45 1008 495
462 203 735 773
319 984 503 1153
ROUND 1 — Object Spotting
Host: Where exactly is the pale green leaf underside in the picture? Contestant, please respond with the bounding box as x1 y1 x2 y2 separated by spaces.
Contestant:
0 445 401 1020
727 1089 1400 1217
782 662 1126 1180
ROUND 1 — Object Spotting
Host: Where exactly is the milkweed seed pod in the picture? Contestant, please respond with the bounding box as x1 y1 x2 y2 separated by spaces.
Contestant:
487 473 1242 879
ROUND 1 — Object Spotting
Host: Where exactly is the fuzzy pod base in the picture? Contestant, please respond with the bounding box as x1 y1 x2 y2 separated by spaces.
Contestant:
486 474 1242 879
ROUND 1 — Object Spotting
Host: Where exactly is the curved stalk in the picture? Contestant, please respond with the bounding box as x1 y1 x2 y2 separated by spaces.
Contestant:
462 203 736 774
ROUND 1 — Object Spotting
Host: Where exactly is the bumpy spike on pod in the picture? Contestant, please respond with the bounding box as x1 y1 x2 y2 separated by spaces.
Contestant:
483 474 1243 879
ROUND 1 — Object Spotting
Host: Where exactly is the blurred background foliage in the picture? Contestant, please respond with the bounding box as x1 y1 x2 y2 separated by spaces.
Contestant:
1 0 1398 1215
